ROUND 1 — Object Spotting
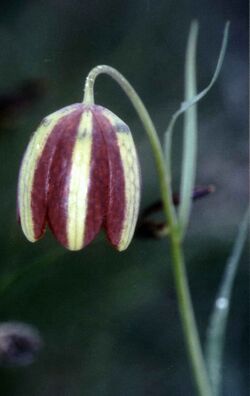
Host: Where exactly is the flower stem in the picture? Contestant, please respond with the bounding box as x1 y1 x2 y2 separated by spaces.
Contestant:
83 65 213 396
83 66 176 227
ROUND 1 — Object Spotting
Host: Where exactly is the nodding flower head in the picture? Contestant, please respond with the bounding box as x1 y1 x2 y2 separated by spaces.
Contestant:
17 103 140 251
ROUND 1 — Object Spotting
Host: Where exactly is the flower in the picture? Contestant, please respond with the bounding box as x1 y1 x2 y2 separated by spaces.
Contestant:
17 103 140 251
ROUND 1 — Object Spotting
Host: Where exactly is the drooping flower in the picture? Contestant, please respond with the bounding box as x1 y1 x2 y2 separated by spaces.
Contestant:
17 103 140 251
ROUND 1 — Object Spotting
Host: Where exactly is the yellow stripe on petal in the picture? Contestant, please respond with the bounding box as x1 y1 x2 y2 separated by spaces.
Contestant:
66 110 93 250
116 132 140 251
18 106 77 242
103 110 140 251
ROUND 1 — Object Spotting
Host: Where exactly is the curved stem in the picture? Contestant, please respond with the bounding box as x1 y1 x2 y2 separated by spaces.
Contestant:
83 65 213 396
83 65 177 231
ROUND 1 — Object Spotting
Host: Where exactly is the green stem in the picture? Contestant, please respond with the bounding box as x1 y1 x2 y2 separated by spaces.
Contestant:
83 65 213 396
170 236 213 396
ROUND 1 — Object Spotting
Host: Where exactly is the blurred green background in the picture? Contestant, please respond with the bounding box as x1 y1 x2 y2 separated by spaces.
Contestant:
0 1 248 395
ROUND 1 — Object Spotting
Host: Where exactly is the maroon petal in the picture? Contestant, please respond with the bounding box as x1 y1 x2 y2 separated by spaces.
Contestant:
83 112 109 247
17 104 82 242
96 107 140 251
45 107 84 248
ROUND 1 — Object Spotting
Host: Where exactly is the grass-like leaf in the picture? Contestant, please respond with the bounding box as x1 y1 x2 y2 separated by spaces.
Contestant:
164 22 230 232
205 208 249 396
178 21 198 237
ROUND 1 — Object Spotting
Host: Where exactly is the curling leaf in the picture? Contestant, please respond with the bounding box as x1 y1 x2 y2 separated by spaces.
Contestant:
164 23 230 233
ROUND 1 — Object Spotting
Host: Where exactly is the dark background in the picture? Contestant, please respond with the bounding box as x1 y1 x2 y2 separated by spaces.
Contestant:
0 1 248 395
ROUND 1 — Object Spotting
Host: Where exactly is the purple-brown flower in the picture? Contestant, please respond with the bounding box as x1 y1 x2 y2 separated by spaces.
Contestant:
17 103 140 251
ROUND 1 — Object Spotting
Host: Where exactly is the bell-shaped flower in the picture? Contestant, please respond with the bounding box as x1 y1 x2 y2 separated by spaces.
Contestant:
17 103 140 251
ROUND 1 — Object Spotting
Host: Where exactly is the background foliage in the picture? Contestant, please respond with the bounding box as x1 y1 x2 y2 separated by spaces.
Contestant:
0 1 248 395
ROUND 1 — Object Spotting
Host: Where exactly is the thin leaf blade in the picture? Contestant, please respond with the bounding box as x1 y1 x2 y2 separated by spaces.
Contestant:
205 208 249 396
164 22 230 211
178 20 198 236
